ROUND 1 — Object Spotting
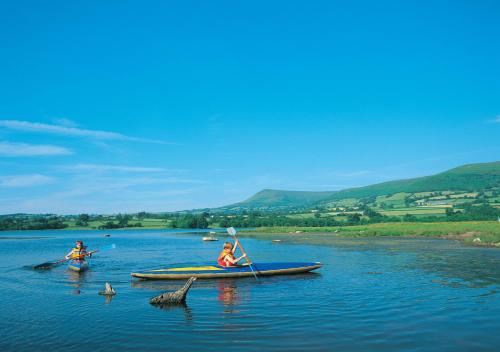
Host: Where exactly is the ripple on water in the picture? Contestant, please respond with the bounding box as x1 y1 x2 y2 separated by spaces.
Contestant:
1 231 500 351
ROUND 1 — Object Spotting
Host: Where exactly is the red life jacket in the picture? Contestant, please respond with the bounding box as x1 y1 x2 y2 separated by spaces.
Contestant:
217 249 235 267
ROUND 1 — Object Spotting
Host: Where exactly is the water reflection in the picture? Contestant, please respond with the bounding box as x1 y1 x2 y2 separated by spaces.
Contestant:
269 233 500 289
408 247 500 289
151 302 194 323
217 279 240 310
0 236 52 240
102 294 114 304
130 280 190 291
3 229 500 351
65 269 91 295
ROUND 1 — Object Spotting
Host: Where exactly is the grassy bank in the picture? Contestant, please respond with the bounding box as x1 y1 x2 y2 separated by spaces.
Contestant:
19 217 500 248
242 221 500 247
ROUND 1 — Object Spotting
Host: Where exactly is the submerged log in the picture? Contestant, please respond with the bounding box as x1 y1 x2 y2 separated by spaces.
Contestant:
98 282 116 296
150 277 197 305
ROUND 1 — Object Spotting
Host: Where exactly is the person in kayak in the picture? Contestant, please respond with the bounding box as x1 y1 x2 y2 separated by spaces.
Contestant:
217 240 246 267
65 240 89 260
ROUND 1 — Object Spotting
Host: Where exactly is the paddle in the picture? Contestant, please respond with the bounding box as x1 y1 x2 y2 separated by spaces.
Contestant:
33 243 116 270
226 227 258 280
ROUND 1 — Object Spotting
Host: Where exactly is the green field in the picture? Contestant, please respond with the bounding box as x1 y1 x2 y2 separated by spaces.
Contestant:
64 217 169 230
378 207 447 216
243 221 500 246
287 213 317 219
376 192 408 207
285 205 448 220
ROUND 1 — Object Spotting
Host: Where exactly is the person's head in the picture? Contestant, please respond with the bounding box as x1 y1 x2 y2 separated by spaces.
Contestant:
223 242 232 250
75 240 83 248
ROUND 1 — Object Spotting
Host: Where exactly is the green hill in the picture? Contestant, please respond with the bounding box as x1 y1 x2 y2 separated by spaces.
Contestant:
223 161 500 210
230 189 336 210
323 161 500 202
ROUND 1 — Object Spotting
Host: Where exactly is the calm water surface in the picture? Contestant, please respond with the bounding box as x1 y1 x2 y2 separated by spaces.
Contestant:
1 229 500 351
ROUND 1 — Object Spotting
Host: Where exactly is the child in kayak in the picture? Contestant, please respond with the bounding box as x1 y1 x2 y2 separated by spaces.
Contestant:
65 240 89 260
217 240 246 267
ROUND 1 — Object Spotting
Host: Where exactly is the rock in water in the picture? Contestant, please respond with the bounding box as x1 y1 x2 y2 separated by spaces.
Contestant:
98 282 116 296
150 277 197 305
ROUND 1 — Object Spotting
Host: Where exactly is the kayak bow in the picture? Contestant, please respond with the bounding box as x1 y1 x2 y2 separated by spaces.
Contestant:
68 260 89 272
131 262 322 280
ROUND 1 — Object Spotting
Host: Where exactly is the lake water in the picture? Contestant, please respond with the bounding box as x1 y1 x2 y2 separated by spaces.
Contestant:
1 229 500 351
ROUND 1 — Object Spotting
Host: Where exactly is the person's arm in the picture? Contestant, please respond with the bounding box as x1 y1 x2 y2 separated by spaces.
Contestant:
64 250 73 259
223 254 235 264
235 253 247 263
231 239 239 254
226 253 247 264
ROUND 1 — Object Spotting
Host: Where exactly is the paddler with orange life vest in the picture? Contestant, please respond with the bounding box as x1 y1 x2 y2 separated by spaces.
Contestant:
217 239 247 267
65 240 90 261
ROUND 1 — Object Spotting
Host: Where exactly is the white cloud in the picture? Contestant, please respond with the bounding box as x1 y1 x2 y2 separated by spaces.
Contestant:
0 174 56 188
40 175 205 200
1 196 198 215
0 120 174 145
2 178 203 213
486 116 500 123
65 163 178 173
0 141 72 156
51 117 79 127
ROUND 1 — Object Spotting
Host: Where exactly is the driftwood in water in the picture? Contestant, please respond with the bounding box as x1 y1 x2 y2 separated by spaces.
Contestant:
98 282 116 296
150 277 196 305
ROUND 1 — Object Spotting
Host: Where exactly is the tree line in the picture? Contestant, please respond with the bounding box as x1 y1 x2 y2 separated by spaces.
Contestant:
1 204 498 231
0 216 67 231
211 203 500 228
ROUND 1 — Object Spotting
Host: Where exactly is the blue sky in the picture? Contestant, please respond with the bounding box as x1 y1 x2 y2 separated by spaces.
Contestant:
0 0 499 214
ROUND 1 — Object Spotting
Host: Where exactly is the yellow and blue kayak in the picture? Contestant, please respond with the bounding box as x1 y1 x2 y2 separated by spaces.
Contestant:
68 260 89 272
131 262 322 280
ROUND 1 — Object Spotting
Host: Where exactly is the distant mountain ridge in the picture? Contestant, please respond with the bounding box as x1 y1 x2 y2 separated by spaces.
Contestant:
221 161 500 211
236 189 336 208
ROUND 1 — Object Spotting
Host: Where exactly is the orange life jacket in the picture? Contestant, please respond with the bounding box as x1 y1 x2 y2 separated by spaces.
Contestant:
217 249 235 267
70 246 87 260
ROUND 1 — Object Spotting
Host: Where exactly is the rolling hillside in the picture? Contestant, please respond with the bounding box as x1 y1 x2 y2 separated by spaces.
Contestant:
230 189 337 209
222 161 500 211
323 161 500 202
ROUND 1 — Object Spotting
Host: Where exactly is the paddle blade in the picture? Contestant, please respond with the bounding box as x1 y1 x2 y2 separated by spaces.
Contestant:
33 258 67 270
33 262 55 270
90 243 116 255
227 227 237 236
101 243 116 251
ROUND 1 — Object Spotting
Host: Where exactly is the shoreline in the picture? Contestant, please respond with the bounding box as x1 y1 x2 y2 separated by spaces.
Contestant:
241 231 500 248
239 221 500 248
2 221 499 248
